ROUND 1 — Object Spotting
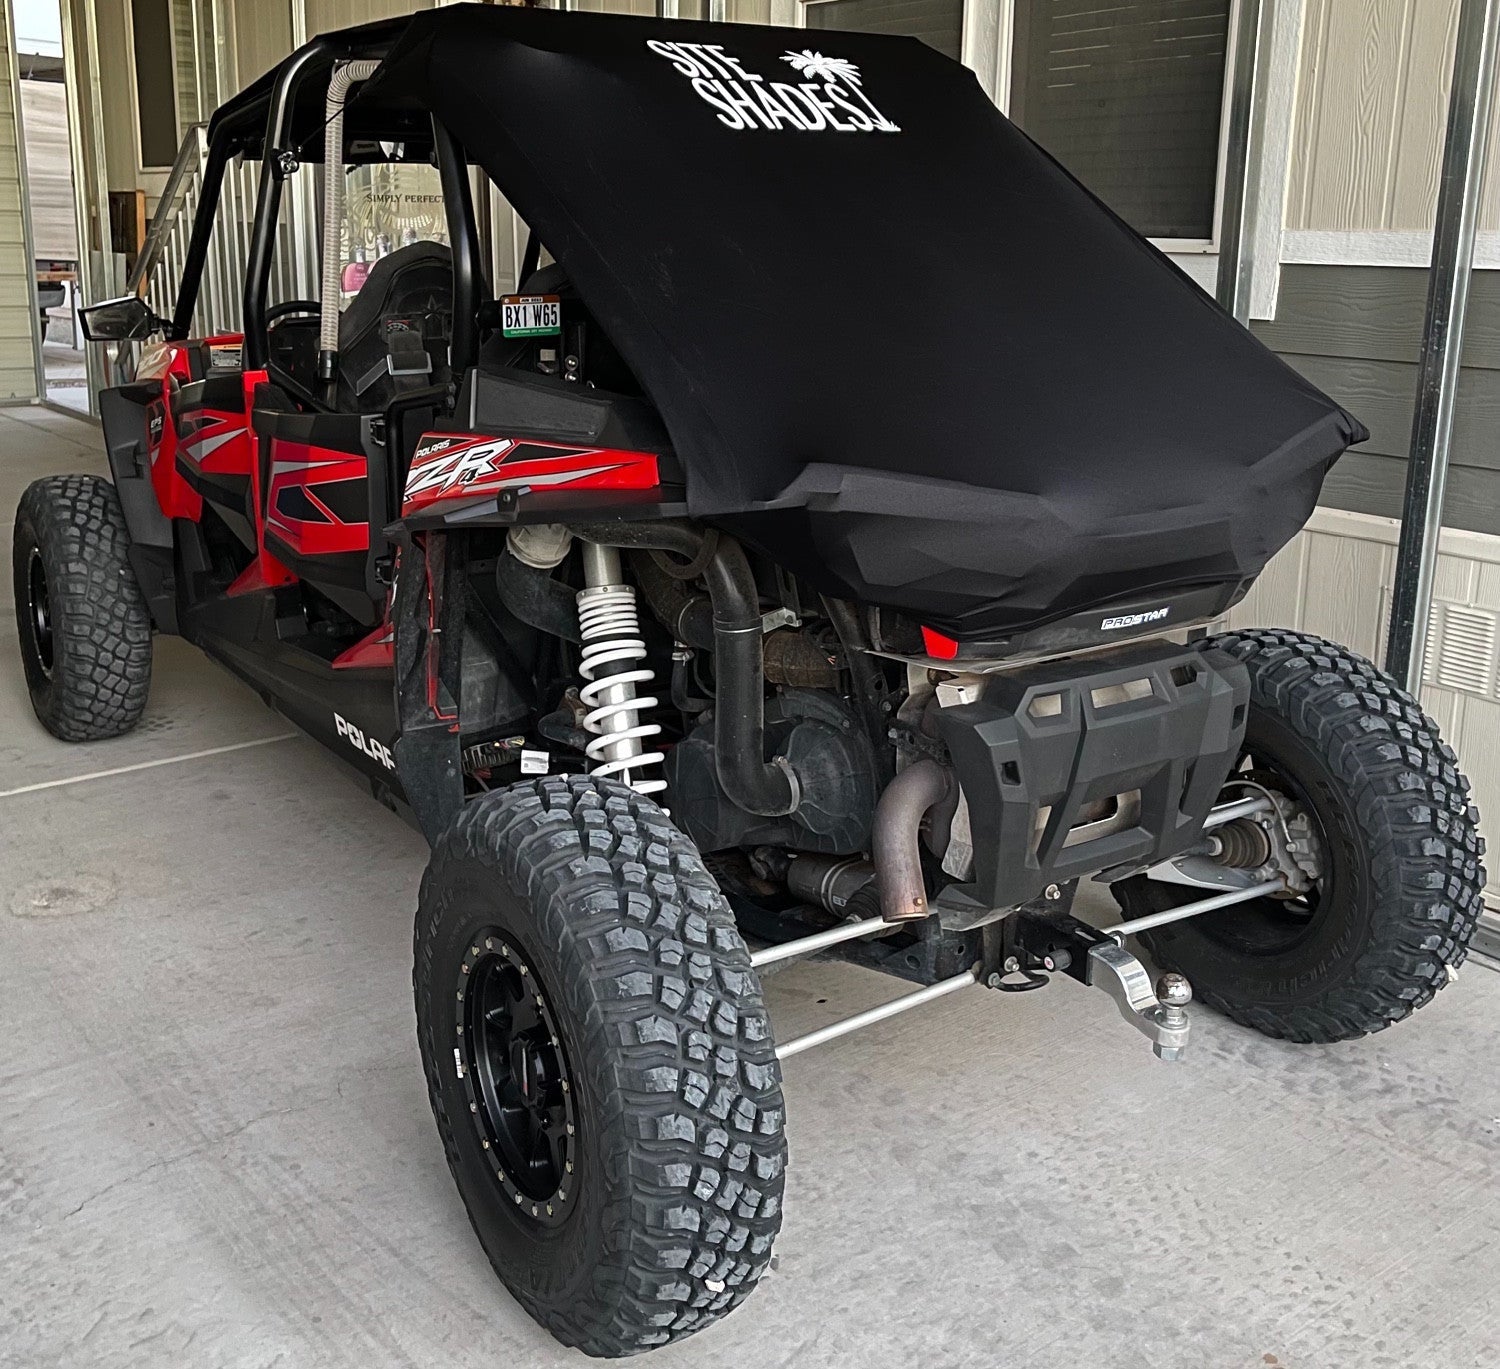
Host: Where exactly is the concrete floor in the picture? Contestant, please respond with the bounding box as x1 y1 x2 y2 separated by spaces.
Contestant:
3 403 1500 1369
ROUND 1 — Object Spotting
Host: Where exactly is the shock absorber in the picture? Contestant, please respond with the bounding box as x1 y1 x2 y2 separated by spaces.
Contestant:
576 543 666 795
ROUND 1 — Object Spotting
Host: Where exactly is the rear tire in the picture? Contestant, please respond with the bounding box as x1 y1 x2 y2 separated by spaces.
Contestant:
12 474 152 741
1115 629 1485 1043
414 775 787 1358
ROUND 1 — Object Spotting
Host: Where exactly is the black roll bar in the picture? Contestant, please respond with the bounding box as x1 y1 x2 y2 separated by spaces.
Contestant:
168 133 233 341
243 38 335 373
431 118 486 381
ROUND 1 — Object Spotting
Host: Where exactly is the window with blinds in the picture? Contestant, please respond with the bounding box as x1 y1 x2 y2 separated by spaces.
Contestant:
804 0 965 64
1008 1 1233 242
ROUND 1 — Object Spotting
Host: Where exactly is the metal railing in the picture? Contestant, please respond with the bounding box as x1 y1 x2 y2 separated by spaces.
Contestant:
109 123 320 375
125 123 210 322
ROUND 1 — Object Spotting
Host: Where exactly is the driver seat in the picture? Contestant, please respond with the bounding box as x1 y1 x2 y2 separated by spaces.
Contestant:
336 241 454 412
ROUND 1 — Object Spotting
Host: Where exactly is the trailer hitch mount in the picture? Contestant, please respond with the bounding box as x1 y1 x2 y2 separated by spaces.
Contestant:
1001 911 1193 1061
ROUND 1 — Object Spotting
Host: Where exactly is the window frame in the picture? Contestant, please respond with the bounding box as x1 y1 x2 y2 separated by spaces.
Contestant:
799 0 967 64
794 0 1243 255
124 0 183 174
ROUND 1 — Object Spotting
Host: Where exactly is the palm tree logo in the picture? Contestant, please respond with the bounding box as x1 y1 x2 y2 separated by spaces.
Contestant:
782 50 863 86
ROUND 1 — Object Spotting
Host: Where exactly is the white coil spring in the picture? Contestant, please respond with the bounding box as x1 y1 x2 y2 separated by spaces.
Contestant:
577 584 666 795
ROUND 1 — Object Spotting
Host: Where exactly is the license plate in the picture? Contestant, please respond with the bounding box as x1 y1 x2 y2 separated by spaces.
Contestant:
501 294 561 338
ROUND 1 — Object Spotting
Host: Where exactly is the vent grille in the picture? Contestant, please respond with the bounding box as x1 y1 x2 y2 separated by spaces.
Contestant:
1433 605 1498 696
1422 601 1500 700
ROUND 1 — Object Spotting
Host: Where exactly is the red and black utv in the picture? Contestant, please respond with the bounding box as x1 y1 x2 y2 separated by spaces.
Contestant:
11 6 1485 1357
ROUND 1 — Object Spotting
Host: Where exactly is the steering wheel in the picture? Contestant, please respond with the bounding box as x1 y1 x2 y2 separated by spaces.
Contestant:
266 299 321 323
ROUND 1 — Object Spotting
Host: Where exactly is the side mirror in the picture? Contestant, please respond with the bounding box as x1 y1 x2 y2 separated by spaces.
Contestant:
79 295 165 342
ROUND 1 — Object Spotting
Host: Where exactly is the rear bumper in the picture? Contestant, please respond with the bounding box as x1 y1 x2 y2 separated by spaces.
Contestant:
931 639 1249 919
884 578 1251 666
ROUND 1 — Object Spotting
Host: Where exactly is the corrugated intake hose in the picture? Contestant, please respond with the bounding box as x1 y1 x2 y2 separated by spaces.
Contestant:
319 59 382 381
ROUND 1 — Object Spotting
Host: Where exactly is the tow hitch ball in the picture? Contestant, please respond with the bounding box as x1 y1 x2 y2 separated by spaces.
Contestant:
998 911 1194 1061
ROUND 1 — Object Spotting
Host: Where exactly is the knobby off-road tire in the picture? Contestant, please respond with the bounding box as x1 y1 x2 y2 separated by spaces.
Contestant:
12 474 152 741
414 775 787 1358
1116 629 1484 1043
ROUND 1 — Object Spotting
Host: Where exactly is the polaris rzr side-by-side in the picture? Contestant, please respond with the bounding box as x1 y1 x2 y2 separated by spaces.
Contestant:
12 7 1485 1358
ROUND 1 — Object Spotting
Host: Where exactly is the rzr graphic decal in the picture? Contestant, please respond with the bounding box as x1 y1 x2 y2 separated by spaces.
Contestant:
144 343 204 522
402 433 659 514
332 620 396 670
265 442 371 557
176 410 251 477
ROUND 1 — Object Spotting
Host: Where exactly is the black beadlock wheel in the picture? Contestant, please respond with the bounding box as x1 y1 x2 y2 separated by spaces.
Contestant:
1114 629 1485 1044
12 474 152 741
413 775 787 1358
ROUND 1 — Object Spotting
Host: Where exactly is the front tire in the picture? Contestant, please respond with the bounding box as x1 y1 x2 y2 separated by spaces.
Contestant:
414 776 787 1358
12 474 152 741
1115 629 1484 1043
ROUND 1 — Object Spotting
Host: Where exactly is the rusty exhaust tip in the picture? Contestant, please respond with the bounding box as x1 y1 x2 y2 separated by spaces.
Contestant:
872 758 953 923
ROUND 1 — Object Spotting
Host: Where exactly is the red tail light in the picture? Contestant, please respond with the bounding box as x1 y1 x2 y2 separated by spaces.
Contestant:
921 626 961 660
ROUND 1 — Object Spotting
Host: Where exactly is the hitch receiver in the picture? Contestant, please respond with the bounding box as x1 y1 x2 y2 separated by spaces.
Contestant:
1004 911 1193 1061
1086 941 1192 1061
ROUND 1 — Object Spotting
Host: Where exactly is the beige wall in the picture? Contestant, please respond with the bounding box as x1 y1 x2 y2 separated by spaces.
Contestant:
1229 507 1500 895
236 0 292 87
93 0 144 191
729 0 772 22
0 0 39 403
576 0 656 15
90 0 435 187
305 0 431 35
1288 0 1500 233
20 81 78 262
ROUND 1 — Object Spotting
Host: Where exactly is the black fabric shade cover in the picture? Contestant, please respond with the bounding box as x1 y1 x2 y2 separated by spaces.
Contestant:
368 5 1366 635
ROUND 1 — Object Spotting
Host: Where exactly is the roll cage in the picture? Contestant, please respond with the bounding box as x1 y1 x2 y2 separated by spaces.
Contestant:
170 25 484 407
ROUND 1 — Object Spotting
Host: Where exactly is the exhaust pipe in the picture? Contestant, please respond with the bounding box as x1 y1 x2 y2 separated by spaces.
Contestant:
872 759 953 922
